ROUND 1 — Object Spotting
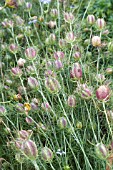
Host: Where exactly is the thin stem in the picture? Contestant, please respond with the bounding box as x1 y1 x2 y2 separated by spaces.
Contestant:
32 160 40 170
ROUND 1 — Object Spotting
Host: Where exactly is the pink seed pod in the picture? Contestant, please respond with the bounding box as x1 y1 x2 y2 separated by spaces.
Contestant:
96 85 110 101
49 33 56 44
17 58 26 67
26 117 33 124
21 140 38 160
70 63 82 80
28 77 39 89
26 2 32 11
2 19 14 28
73 52 81 60
0 106 6 116
64 12 75 23
26 65 35 74
31 102 38 110
11 67 22 76
105 68 113 75
95 143 108 160
92 36 101 47
18 130 32 140
65 32 75 43
96 18 106 29
87 15 95 24
41 102 51 112
15 138 24 150
59 39 67 48
76 83 92 99
25 47 37 60
45 70 56 78
54 60 63 70
53 51 65 60
41 147 53 162
50 9 58 18
9 44 18 53
57 117 67 129
95 74 105 83
67 95 76 107
45 77 60 93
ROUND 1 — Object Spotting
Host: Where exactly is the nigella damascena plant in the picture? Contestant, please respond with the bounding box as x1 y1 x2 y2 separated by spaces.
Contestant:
9 44 19 54
41 102 51 112
65 32 75 43
21 139 38 160
45 77 60 94
50 9 58 18
96 18 106 30
57 117 67 129
41 147 53 162
11 67 22 76
73 52 81 61
64 12 75 24
95 143 108 160
87 15 95 24
45 70 56 78
76 83 93 99
53 51 65 60
25 47 37 60
96 85 110 101
92 36 101 47
70 63 82 80
17 58 26 67
0 106 6 116
28 77 39 89
54 60 63 70
67 95 76 107
18 130 32 140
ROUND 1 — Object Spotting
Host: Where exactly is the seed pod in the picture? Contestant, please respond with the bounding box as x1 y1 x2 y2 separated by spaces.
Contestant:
50 9 58 18
106 68 113 75
57 117 67 129
54 60 63 70
45 77 60 93
59 39 67 48
26 117 33 124
11 67 22 76
76 122 82 129
92 36 101 47
9 44 18 53
18 130 32 140
53 51 65 60
0 106 6 116
17 58 26 67
47 21 56 29
70 63 82 80
67 95 76 107
41 102 51 112
77 83 92 99
41 147 53 162
28 77 39 89
25 47 37 60
96 18 106 29
64 12 75 23
16 103 25 113
21 140 38 160
96 85 110 101
73 52 81 60
95 143 108 160
87 15 95 24
25 2 32 11
65 32 75 43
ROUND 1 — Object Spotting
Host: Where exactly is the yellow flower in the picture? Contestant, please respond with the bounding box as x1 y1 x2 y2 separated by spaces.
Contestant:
24 103 31 112
5 0 18 8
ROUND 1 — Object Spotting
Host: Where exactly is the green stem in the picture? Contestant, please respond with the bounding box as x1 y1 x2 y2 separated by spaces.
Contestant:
32 160 40 170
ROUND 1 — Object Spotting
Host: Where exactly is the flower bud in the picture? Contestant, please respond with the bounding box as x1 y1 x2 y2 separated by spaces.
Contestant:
76 121 82 129
41 147 53 162
96 85 110 101
67 95 76 107
64 12 75 23
9 44 18 53
96 18 106 29
53 51 65 60
87 15 95 24
92 36 101 47
17 58 26 67
57 117 67 129
73 52 81 60
25 47 37 60
21 140 38 160
70 63 82 80
65 32 75 43
106 68 113 75
95 143 108 160
54 60 63 70
11 67 22 76
28 77 39 89
45 77 60 93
